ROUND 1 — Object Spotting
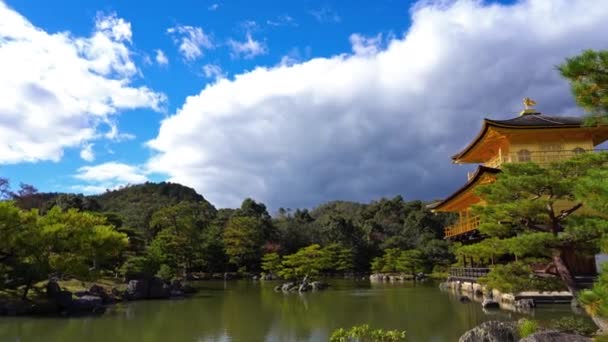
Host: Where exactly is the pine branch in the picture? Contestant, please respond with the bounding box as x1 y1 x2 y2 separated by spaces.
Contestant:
557 203 583 220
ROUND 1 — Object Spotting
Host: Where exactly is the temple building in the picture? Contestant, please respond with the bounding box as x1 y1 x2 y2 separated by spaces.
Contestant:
430 98 608 242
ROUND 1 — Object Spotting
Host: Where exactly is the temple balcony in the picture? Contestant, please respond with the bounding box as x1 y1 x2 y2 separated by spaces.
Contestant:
483 148 602 169
444 216 480 239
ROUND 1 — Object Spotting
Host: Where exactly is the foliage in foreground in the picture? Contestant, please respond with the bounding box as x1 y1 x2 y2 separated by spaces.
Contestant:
517 319 538 338
559 49 608 121
478 262 564 293
550 316 596 337
330 324 406 342
464 152 608 295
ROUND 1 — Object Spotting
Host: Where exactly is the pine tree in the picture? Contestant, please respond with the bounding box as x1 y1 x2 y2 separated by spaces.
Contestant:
559 49 608 122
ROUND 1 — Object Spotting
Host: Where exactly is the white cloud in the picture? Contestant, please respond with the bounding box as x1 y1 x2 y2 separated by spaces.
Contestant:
155 49 169 65
74 161 148 193
147 0 608 209
0 4 165 164
167 25 214 61
267 14 297 27
80 144 95 162
349 33 383 56
228 33 267 59
310 7 341 23
208 3 220 11
202 63 224 79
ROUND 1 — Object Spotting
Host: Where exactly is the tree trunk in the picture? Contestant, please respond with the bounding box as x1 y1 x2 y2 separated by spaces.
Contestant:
553 251 578 296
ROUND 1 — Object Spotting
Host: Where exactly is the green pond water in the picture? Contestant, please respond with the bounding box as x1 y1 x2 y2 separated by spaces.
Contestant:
0 280 587 342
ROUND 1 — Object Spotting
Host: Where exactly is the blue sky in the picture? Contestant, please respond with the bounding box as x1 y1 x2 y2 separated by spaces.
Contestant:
0 0 606 210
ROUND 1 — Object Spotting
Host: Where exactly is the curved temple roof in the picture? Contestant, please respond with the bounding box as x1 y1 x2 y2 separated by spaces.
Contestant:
428 165 500 212
452 113 587 162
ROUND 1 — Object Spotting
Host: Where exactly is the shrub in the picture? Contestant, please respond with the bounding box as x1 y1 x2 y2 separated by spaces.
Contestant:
329 324 406 342
478 262 564 293
517 319 538 338
550 316 596 337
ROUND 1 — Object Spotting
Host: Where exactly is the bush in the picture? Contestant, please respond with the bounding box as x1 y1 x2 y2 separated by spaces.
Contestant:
478 262 564 293
330 324 406 342
550 316 596 337
517 319 538 338
156 264 175 282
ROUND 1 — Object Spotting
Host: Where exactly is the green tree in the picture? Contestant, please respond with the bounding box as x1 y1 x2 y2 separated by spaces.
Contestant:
223 216 264 271
559 49 608 120
396 249 425 276
321 243 354 274
148 201 217 274
0 203 128 299
278 244 325 280
261 252 282 276
473 152 608 294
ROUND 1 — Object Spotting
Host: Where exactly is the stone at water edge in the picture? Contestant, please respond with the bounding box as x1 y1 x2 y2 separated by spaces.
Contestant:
126 279 149 300
458 321 518 342
148 277 171 299
311 281 329 291
482 298 500 309
280 282 296 292
519 330 591 341
515 299 535 309
459 296 471 303
68 295 105 315
46 280 62 298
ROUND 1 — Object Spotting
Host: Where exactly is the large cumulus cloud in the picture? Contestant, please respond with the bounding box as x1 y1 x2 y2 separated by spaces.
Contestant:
0 2 165 164
147 0 608 209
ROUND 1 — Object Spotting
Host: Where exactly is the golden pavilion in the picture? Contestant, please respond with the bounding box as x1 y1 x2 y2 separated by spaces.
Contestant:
431 98 608 241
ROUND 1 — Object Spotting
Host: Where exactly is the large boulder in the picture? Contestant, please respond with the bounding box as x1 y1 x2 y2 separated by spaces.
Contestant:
126 279 149 300
281 282 296 292
54 290 74 309
46 280 62 298
482 298 500 309
519 331 592 342
459 321 518 342
148 277 170 299
311 281 329 291
68 295 105 315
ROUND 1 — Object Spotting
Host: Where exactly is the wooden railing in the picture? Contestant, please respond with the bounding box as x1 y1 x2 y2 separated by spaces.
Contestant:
444 216 480 238
449 267 490 282
484 149 603 168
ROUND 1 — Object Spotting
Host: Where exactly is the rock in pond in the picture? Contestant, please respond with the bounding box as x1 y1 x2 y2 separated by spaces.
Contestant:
515 298 536 309
46 280 62 298
459 296 471 303
126 279 149 300
67 295 105 315
148 277 171 299
458 320 518 342
519 330 592 342
311 281 329 291
482 298 500 309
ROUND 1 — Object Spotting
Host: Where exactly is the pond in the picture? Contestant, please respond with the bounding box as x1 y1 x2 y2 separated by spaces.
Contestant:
0 280 587 342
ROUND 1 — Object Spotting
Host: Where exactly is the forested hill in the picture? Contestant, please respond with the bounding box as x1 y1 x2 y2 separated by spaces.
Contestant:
2 179 455 280
93 182 213 237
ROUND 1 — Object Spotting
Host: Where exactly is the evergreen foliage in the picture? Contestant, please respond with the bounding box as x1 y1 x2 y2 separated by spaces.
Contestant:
466 152 608 294
559 49 608 120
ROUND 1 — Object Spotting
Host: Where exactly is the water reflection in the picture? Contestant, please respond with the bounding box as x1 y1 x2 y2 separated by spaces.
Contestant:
0 280 589 342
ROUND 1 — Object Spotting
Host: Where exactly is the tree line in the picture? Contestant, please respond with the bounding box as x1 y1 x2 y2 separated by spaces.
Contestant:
0 179 455 297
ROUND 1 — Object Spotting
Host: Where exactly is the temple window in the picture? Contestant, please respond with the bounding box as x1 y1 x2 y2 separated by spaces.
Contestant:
517 149 531 162
573 147 586 155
